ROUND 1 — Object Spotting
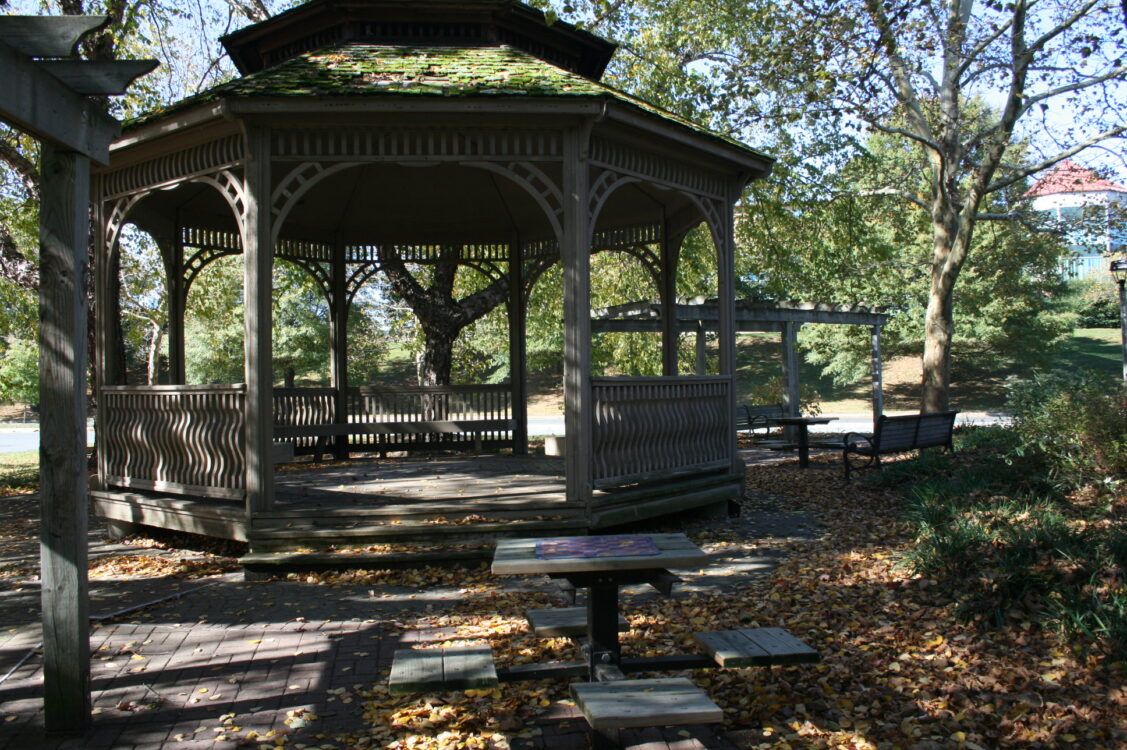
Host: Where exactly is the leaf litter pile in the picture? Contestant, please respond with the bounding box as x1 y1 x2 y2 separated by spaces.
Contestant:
269 454 1127 750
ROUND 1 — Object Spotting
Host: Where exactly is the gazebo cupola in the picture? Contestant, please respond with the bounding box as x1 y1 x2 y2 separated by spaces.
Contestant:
92 0 774 548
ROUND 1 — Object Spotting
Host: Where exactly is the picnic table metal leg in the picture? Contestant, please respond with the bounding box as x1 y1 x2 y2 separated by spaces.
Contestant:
587 578 622 682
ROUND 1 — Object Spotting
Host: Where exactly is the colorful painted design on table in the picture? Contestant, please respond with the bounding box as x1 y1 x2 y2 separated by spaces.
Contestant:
535 534 660 560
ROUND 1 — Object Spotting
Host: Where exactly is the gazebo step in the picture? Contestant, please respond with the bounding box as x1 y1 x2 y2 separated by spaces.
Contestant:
246 517 588 551
570 678 722 730
240 547 491 574
694 627 819 668
525 607 629 637
388 647 498 695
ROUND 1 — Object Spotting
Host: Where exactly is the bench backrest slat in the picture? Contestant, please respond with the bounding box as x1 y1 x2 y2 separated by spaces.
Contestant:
737 404 784 428
874 410 958 452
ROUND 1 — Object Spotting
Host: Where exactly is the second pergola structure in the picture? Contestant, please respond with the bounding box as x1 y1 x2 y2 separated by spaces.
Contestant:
594 299 889 428
89 0 775 546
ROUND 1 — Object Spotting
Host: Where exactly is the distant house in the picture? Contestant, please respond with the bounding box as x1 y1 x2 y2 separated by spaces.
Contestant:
1025 160 1127 279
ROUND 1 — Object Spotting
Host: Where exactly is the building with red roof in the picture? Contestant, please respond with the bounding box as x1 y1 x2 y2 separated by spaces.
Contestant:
1026 161 1127 278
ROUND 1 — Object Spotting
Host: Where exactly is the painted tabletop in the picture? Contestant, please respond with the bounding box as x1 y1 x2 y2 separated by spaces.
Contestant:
491 532 708 575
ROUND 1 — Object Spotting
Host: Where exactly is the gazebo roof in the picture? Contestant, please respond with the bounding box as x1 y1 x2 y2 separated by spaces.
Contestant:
121 0 768 163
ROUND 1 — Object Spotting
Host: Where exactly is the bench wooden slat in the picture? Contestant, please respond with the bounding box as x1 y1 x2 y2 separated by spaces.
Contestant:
388 646 498 694
570 677 723 730
695 627 819 668
526 607 630 637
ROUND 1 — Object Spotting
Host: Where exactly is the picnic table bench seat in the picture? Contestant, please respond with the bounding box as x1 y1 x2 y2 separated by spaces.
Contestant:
694 627 819 668
526 607 630 637
570 677 723 730
388 646 498 694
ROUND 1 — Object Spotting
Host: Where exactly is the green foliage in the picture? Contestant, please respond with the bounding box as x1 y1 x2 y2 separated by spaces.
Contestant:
1006 370 1127 492
1064 279 1123 328
0 337 38 406
893 435 1127 660
0 450 39 492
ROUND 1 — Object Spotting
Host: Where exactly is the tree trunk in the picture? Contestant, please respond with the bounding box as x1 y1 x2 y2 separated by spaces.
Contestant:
146 320 163 385
921 199 975 413
421 327 456 387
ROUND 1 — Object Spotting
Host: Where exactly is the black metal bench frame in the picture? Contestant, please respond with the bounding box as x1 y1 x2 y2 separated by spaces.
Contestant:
736 404 786 439
842 410 958 480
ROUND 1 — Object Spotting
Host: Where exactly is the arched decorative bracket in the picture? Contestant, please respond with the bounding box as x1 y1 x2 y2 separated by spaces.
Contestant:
462 161 564 241
103 192 150 261
193 169 249 237
587 168 642 233
271 161 362 244
345 260 382 309
183 244 240 295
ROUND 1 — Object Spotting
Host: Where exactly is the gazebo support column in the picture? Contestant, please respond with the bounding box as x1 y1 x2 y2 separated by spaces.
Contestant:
659 224 680 376
330 240 350 460
243 129 274 513
695 321 707 375
509 239 528 455
871 324 884 431
163 226 186 384
38 143 92 732
562 133 592 509
714 199 739 475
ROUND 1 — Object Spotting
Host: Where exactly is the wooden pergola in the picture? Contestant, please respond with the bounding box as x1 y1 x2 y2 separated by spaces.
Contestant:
90 0 774 549
594 299 890 428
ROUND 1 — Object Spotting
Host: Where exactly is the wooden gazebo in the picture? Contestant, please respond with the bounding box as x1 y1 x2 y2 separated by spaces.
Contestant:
90 0 773 550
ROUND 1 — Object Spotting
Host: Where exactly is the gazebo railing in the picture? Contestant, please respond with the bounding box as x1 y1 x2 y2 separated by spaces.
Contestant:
348 384 513 452
100 384 246 500
271 384 513 454
591 375 732 488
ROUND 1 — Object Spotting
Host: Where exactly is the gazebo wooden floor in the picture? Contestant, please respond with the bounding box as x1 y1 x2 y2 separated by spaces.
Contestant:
93 454 588 552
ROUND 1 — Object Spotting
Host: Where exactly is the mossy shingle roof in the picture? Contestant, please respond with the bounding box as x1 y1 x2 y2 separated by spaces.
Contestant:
128 43 765 159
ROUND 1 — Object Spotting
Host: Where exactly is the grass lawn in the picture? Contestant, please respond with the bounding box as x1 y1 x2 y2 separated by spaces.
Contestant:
0 450 37 494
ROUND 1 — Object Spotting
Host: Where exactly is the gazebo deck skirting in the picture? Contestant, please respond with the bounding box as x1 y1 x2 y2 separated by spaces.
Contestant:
93 380 744 551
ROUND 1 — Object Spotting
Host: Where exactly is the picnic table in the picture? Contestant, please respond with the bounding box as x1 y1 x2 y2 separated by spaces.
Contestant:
771 415 837 467
389 532 819 747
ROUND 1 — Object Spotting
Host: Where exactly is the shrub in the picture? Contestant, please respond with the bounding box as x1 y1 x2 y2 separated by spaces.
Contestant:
1005 370 1127 492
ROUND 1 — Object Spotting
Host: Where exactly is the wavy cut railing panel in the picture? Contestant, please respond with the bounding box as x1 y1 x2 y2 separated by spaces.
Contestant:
101 385 246 500
273 387 335 455
591 376 731 488
348 384 513 452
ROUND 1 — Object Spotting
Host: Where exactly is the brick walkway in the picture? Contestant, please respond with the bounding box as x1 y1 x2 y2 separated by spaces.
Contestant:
0 470 820 750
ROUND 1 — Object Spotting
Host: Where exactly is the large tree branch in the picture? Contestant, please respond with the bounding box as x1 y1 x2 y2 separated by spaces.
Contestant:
0 222 39 290
0 139 39 199
1018 64 1127 117
863 0 937 147
984 125 1127 193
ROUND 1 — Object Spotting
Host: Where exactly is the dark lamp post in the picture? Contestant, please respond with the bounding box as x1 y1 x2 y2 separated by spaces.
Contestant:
1112 259 1127 382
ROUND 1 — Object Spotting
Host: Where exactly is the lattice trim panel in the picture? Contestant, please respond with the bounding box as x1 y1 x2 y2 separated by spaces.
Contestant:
100 136 243 200
271 129 564 162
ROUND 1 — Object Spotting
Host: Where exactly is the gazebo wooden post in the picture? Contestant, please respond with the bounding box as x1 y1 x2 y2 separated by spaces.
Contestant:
715 198 739 473
695 321 707 375
165 219 186 384
562 131 592 509
331 238 350 460
38 142 93 732
508 237 528 455
243 127 275 513
871 324 884 431
659 222 679 376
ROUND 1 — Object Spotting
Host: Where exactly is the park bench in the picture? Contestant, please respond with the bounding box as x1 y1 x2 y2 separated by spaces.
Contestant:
832 410 959 480
737 404 793 449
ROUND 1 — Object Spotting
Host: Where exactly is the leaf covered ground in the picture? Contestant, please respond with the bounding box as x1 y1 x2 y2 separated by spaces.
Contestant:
3 448 1125 748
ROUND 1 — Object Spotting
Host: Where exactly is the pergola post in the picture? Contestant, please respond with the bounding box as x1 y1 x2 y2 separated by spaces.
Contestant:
659 223 679 376
781 321 801 442
871 323 884 431
509 238 528 455
38 143 92 732
243 127 274 513
331 239 350 460
562 130 592 508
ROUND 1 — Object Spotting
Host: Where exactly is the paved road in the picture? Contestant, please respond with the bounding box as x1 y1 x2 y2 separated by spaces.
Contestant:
0 412 1009 454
